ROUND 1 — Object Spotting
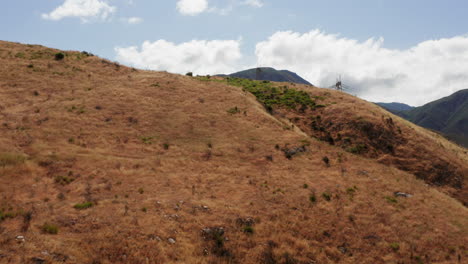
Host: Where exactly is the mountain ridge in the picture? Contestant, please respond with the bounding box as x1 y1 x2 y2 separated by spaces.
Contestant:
377 89 468 147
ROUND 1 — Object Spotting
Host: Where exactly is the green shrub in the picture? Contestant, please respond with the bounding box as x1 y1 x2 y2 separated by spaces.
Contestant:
55 53 65 60
303 184 308 189
74 202 93 210
322 156 330 166
243 225 254 234
41 223 58 234
54 175 74 185
186 72 193 77
322 192 332 201
309 194 316 203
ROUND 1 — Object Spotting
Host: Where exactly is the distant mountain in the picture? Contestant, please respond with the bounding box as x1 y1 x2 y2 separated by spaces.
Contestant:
219 67 313 85
376 102 414 113
378 90 468 148
400 89 468 147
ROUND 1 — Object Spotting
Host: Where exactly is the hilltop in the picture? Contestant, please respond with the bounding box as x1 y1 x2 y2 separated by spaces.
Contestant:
218 67 313 85
0 41 467 264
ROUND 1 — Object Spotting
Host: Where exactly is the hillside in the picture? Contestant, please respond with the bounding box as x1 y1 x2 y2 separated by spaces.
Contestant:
218 67 313 85
0 41 467 264
396 89 468 148
375 102 414 113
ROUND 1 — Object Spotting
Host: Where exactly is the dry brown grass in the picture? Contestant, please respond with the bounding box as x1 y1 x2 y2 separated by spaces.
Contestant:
0 41 466 264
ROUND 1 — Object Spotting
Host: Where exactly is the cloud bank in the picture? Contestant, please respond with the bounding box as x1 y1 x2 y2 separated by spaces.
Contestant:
176 0 208 16
242 0 264 8
256 30 468 106
114 30 468 106
115 39 242 75
41 0 116 22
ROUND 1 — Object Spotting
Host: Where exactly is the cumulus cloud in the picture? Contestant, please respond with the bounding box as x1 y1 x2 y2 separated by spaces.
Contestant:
255 30 468 106
176 0 208 16
242 0 264 8
41 0 116 22
125 17 143 24
115 39 242 75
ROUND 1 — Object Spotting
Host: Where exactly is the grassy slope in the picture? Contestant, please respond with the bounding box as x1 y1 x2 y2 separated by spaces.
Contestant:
0 41 467 264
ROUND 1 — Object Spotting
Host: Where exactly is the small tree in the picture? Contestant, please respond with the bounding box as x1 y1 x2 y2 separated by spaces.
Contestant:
186 72 193 77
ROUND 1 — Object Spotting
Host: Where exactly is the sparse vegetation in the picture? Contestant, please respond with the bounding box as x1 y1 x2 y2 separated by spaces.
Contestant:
227 106 240 114
41 223 59 234
74 202 93 210
0 153 26 167
54 175 74 185
303 184 308 189
138 188 144 194
389 242 400 251
140 136 153 144
385 196 398 204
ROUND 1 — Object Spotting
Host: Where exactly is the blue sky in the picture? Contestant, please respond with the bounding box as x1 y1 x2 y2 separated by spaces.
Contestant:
1 0 468 105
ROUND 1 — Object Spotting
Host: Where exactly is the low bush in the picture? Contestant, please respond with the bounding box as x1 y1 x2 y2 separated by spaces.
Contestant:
54 52 65 60
41 223 59 234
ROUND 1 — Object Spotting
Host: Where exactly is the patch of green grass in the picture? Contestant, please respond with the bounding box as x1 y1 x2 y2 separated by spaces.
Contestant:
15 52 25 59
346 144 367 154
225 77 319 112
0 210 16 221
389 242 400 251
227 106 241 115
73 202 93 210
41 223 59 234
385 196 398 204
0 153 26 167
140 136 154 144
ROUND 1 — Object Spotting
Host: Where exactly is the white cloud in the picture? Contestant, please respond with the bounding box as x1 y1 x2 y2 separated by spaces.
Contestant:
242 0 264 8
125 17 143 24
176 0 208 16
115 39 242 75
41 0 116 22
255 30 468 106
